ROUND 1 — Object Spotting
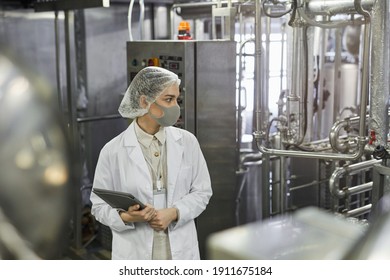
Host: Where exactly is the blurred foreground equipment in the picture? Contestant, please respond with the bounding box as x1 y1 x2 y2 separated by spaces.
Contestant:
207 207 367 259
208 198 390 259
0 48 72 259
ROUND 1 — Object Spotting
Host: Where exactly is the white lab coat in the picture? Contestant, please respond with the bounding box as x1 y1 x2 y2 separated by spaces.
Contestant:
90 122 212 260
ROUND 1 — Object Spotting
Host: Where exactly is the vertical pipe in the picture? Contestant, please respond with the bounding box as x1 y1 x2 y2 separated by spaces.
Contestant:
299 26 308 144
237 46 243 171
369 0 389 147
333 28 342 122
355 2 370 138
255 0 270 219
306 26 315 141
139 0 145 40
265 9 270 111
262 153 271 218
272 135 281 214
65 12 74 136
212 5 217 39
291 28 300 99
369 0 390 204
239 6 243 44
151 3 155 39
280 22 285 94
288 27 302 143
170 6 175 39
255 0 264 133
317 26 327 139
54 10 63 111
238 39 255 170
65 10 82 250
280 155 286 214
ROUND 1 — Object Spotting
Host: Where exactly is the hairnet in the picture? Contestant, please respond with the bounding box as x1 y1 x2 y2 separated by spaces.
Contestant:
118 66 181 119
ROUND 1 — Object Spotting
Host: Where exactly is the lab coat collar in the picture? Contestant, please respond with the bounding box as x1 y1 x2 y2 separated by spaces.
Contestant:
123 121 151 182
123 121 139 147
134 119 166 147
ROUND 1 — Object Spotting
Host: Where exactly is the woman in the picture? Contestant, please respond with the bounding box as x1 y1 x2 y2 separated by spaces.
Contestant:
90 66 212 260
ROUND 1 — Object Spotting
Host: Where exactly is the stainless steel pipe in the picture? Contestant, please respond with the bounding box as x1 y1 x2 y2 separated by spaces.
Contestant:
256 0 371 161
344 203 371 217
255 0 266 134
297 0 371 29
329 116 363 153
348 181 373 196
255 136 366 160
329 159 380 199
306 0 374 16
368 0 390 147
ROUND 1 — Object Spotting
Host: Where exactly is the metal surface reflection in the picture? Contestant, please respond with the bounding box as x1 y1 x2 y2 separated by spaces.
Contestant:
0 48 72 259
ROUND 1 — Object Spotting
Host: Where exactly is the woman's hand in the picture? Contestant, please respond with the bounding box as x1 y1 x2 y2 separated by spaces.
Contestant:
148 208 178 231
119 204 157 223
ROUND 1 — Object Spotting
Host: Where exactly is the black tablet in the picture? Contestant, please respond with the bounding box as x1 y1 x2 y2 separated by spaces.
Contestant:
93 188 146 210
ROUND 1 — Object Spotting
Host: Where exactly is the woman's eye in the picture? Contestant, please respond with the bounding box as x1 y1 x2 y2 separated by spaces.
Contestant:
166 98 172 102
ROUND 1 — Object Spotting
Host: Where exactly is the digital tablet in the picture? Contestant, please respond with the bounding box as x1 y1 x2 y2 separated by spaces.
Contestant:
93 188 146 210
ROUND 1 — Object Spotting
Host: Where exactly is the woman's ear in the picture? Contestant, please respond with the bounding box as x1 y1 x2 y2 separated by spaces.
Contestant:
139 95 148 109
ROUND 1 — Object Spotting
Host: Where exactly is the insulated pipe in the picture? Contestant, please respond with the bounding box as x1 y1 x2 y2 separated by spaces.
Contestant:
297 7 365 29
329 109 390 153
306 0 375 16
297 0 373 29
368 0 389 147
329 159 380 199
354 0 370 137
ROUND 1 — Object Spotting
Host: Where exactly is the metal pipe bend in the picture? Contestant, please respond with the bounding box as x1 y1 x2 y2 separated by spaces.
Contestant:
255 135 366 161
329 159 381 199
329 116 362 153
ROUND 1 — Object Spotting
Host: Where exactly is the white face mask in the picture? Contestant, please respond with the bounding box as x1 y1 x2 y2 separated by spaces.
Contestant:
149 101 180 127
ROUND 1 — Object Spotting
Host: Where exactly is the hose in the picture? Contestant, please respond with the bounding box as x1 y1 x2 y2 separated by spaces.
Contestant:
128 0 135 41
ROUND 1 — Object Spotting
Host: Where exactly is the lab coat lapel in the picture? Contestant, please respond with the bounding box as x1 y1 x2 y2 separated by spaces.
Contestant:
123 122 150 182
166 127 184 205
